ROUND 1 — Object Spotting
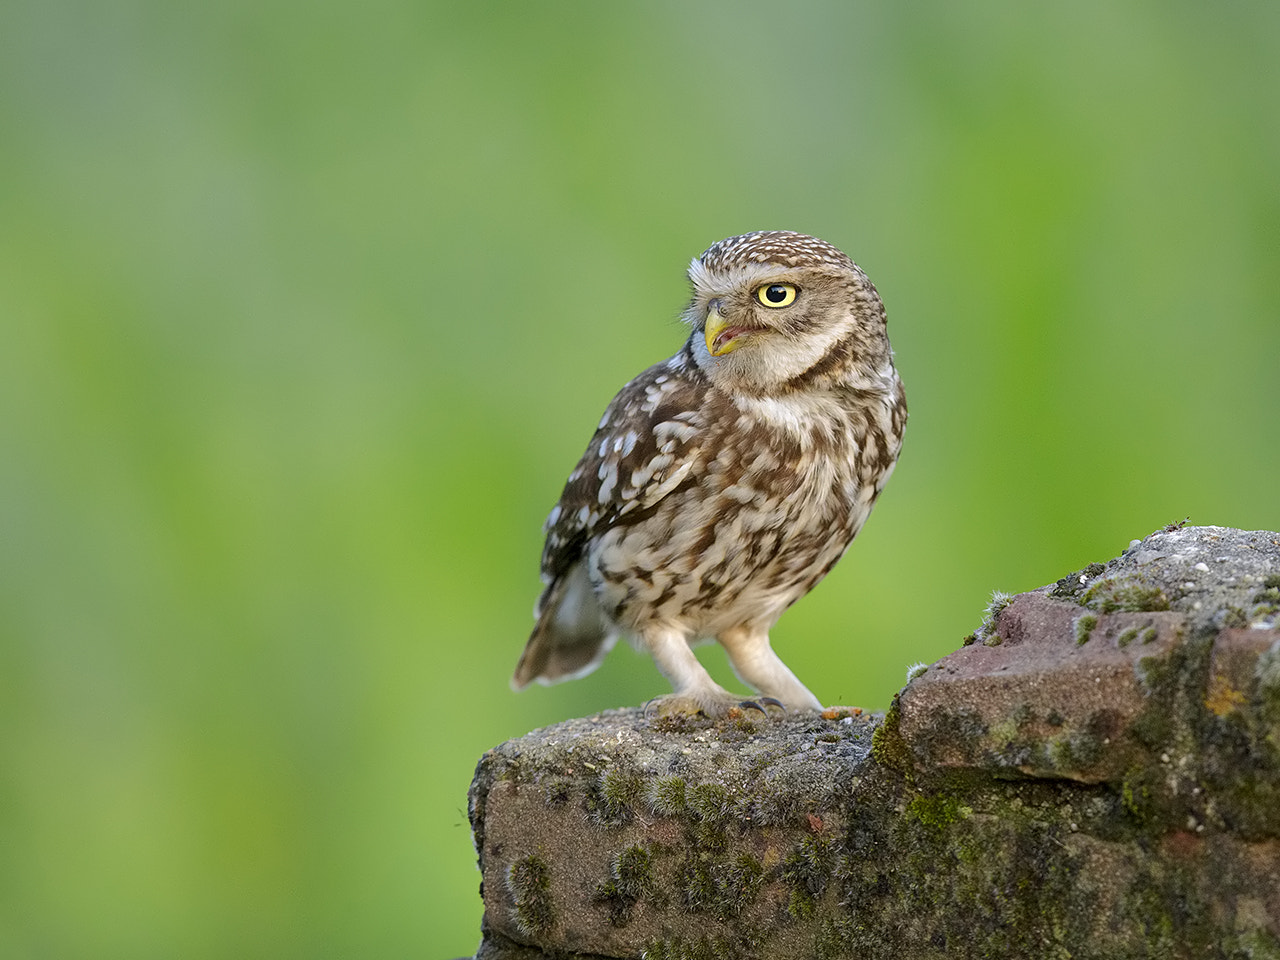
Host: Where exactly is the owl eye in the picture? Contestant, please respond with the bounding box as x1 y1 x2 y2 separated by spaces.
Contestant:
756 283 798 308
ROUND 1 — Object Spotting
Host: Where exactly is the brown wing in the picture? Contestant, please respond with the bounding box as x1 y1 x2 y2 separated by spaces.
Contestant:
513 350 709 687
536 350 709 600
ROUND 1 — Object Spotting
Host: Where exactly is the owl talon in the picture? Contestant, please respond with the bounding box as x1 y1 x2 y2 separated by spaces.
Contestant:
644 692 776 720
644 695 708 719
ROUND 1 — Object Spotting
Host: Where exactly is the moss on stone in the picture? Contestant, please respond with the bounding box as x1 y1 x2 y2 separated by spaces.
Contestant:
593 843 657 926
586 765 645 826
1048 561 1107 603
506 853 555 937
647 775 688 816
687 782 735 827
679 851 764 920
906 792 964 831
1253 586 1280 605
642 932 763 960
1074 613 1098 645
781 833 837 906
1082 579 1171 613
869 694 912 775
831 796 1084 959
976 591 1014 642
1258 642 1280 708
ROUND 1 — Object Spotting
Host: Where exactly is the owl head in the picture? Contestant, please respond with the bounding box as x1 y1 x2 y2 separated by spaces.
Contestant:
682 231 892 395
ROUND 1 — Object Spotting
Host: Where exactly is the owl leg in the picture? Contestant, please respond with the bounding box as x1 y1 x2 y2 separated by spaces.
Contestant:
718 626 823 713
639 625 756 719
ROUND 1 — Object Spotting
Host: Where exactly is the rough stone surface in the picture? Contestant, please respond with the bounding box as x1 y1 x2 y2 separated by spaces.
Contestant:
467 526 1280 959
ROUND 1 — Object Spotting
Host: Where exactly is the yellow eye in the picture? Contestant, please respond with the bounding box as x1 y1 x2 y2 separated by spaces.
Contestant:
756 283 797 308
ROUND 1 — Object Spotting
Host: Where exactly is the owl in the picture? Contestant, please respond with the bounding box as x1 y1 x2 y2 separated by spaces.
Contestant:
513 231 906 717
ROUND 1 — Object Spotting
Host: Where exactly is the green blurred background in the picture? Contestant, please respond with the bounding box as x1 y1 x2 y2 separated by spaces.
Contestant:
1 1 1277 956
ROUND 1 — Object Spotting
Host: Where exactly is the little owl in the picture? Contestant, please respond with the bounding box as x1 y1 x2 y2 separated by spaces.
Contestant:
513 231 906 717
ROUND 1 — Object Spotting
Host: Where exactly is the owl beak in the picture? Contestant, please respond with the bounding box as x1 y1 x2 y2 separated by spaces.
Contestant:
704 306 742 357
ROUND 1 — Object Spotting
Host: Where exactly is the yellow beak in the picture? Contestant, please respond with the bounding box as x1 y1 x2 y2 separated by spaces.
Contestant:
704 307 738 357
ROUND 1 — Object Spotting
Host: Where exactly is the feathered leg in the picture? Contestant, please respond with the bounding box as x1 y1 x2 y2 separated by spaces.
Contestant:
718 625 823 712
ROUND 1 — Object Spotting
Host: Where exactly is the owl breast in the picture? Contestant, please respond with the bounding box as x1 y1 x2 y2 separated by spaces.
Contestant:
589 385 895 640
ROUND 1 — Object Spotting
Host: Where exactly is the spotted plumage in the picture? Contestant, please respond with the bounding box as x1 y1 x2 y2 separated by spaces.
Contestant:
513 231 907 716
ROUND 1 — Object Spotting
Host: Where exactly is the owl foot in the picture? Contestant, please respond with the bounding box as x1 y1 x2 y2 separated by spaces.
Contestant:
644 692 787 720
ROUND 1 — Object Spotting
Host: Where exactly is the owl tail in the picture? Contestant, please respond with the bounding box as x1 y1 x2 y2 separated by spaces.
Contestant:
512 561 616 689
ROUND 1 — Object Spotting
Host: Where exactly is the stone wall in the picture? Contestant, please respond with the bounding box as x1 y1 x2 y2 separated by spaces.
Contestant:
466 526 1280 959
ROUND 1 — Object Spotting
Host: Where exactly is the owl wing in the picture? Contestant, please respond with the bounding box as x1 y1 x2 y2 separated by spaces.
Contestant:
513 354 708 687
541 364 707 582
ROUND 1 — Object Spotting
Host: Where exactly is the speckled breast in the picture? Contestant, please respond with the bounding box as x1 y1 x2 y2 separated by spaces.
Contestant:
590 417 873 638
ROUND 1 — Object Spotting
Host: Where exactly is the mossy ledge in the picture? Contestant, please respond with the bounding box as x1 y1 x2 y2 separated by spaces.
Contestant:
467 526 1280 960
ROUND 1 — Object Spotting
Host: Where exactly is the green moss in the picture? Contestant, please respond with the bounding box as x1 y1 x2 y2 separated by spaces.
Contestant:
907 792 964 831
593 844 656 926
687 782 735 827
1081 579 1171 613
1139 625 1159 645
1046 732 1101 771
1135 652 1173 695
1074 613 1098 645
833 805 1083 959
816 919 860 960
615 845 654 897
1048 562 1106 602
680 851 764 919
722 853 765 915
724 712 761 736
1257 643 1280 701
643 936 715 960
506 853 555 937
649 712 706 735
1231 929 1280 959
587 765 644 826
679 855 717 912
541 777 573 806
643 933 761 960
966 591 1015 646
870 695 913 775
787 885 817 920
781 834 838 905
601 766 644 805
647 775 688 816
1222 606 1250 628
982 591 1013 630
988 716 1019 750
1116 626 1140 648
